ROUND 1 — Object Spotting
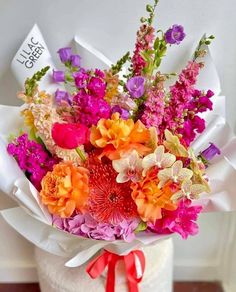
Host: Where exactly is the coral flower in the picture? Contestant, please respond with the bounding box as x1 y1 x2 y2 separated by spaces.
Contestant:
131 168 177 223
90 113 151 160
88 160 138 224
40 162 89 218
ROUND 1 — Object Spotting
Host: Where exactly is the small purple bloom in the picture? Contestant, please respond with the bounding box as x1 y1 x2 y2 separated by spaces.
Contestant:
126 76 145 99
111 105 129 119
201 143 221 161
52 70 65 83
55 89 71 104
57 47 72 63
165 24 186 45
71 55 81 67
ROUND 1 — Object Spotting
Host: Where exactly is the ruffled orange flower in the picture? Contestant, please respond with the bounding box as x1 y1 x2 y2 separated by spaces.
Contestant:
40 162 89 218
131 168 177 223
90 113 151 160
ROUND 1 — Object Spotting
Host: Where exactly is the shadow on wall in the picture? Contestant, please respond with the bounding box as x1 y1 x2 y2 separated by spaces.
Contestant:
0 68 22 106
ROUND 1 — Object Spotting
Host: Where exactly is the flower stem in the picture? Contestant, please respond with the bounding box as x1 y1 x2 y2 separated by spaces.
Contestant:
75 147 86 162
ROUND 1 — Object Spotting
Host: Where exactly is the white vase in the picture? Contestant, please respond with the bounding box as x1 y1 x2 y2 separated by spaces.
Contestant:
35 238 173 292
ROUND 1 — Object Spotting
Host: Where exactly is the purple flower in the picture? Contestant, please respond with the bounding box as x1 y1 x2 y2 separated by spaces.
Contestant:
114 220 139 242
126 76 145 98
111 105 129 119
201 143 221 161
57 47 72 63
53 213 138 242
71 55 81 67
165 25 186 45
52 70 65 83
54 89 71 104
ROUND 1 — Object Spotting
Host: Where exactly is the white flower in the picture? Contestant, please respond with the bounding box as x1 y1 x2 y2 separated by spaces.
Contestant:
158 160 193 188
112 150 143 183
142 145 176 174
171 180 207 202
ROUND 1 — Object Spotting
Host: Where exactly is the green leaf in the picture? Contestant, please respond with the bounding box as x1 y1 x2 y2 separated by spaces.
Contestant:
154 38 160 50
135 221 147 234
25 66 50 96
146 4 153 12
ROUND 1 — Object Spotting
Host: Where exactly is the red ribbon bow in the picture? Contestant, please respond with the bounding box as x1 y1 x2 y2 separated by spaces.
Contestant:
86 249 145 292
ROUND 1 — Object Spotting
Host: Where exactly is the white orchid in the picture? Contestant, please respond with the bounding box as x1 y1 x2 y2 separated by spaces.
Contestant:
164 129 189 157
158 160 193 188
142 145 176 174
112 150 143 183
171 180 207 202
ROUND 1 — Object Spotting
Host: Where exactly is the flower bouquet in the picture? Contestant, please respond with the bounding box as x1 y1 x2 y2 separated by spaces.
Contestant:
1 0 236 291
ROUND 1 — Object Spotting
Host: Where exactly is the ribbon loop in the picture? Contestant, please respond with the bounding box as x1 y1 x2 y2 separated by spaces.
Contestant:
86 249 145 292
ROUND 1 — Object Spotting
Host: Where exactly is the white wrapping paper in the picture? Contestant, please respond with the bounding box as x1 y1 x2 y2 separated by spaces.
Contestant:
11 24 57 93
1 25 236 268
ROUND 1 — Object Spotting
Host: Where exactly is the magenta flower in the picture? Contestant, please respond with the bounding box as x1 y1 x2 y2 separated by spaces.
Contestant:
71 55 81 67
126 76 145 98
7 134 57 190
165 25 186 45
149 199 202 239
87 76 106 99
57 47 72 63
73 91 111 127
74 70 89 88
54 89 71 104
201 143 221 161
52 70 65 82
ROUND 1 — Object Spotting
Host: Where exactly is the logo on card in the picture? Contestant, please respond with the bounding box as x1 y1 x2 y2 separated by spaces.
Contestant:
16 37 45 69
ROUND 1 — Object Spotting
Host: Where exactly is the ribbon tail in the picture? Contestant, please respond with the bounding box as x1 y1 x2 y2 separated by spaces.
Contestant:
106 255 118 292
124 250 146 292
86 251 109 279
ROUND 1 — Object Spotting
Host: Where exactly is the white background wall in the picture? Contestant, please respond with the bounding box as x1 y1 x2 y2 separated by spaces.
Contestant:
0 0 236 288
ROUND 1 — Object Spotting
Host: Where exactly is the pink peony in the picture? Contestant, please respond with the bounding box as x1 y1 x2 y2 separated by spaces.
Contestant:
51 122 90 149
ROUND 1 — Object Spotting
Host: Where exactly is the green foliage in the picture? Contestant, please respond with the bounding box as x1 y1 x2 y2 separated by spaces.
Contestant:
193 35 215 61
111 52 130 75
135 221 148 233
25 66 50 96
141 31 167 75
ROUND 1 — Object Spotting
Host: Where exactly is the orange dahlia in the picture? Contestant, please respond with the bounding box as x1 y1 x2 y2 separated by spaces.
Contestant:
131 168 177 223
90 113 151 160
88 159 138 224
40 162 89 218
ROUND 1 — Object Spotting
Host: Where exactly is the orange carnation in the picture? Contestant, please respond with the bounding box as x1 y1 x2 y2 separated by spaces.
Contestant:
131 168 177 223
40 162 89 218
90 113 151 160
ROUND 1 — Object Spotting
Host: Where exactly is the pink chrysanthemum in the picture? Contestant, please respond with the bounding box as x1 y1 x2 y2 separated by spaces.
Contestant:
88 160 138 224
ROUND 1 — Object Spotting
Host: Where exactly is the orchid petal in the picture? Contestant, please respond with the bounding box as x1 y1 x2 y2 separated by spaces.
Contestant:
112 158 129 173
